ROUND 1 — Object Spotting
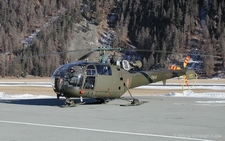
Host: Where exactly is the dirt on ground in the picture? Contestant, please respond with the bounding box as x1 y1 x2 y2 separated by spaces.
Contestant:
0 77 224 96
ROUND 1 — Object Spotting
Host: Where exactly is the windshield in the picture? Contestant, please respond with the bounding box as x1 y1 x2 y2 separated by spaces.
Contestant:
68 74 83 87
52 62 87 88
52 64 70 77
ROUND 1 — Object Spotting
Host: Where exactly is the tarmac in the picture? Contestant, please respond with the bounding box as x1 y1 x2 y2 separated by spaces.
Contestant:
0 96 224 141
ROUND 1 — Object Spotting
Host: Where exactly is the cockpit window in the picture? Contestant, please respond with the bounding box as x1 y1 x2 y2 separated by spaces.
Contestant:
52 65 70 77
52 63 86 88
66 65 84 87
68 75 83 87
86 65 96 75
96 65 112 75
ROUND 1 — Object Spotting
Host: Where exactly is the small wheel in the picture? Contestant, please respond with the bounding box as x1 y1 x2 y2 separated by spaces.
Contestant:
69 100 76 107
131 99 139 105
65 99 76 107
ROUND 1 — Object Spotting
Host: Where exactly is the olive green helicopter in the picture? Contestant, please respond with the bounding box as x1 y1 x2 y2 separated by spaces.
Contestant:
51 47 196 107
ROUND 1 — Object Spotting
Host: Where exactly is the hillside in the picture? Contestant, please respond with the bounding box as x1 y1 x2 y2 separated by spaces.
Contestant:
0 0 224 77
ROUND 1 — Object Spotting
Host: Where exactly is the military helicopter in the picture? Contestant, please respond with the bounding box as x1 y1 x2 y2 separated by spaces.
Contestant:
51 47 196 107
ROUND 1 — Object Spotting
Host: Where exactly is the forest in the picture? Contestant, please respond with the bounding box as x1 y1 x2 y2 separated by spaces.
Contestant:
0 0 224 77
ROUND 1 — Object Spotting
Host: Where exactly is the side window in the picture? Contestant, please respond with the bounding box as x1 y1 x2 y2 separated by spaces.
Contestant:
84 65 96 89
86 65 96 75
96 65 112 75
84 76 95 89
69 75 83 88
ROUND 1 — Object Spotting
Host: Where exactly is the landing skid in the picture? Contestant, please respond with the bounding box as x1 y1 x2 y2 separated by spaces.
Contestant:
60 98 111 107
121 83 148 106
60 98 76 108
59 95 148 107
60 102 87 108
120 98 148 106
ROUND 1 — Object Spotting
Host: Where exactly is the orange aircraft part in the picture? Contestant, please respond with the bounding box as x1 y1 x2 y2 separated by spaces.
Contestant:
183 56 190 68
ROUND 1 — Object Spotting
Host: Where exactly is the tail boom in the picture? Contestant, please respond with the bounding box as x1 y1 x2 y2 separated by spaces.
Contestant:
129 70 188 89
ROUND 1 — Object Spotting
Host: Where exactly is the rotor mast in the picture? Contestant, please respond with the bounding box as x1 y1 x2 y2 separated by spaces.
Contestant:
92 46 121 63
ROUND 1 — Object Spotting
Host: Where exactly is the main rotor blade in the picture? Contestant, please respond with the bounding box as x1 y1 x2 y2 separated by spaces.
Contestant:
125 49 222 58
13 49 91 61
78 51 95 61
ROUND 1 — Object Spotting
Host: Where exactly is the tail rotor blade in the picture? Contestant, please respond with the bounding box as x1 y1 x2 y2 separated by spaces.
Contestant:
170 65 181 70
183 56 190 68
170 56 196 89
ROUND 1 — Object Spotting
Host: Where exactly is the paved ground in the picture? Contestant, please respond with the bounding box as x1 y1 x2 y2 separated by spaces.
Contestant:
0 96 224 141
0 78 224 141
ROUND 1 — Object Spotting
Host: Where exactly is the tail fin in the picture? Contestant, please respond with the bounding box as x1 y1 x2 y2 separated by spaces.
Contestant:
186 70 196 80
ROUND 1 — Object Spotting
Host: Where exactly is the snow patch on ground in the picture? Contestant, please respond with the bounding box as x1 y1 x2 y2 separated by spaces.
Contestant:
0 92 53 100
137 85 225 90
195 100 225 104
0 82 52 87
164 90 225 98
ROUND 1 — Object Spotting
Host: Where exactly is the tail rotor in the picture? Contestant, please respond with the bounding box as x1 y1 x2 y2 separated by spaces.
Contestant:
169 56 197 90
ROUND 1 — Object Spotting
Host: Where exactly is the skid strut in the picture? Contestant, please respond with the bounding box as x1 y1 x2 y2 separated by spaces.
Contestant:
121 83 148 106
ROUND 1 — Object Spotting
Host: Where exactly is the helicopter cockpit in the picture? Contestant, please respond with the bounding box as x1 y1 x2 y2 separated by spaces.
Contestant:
51 62 112 96
52 62 87 91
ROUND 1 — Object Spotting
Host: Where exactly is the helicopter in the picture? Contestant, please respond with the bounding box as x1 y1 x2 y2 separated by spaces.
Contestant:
51 47 196 107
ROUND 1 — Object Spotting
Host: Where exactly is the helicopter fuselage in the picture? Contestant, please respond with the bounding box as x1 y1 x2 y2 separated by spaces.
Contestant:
52 62 130 99
51 61 188 99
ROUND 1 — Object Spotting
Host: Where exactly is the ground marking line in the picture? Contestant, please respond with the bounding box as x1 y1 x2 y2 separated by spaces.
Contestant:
0 120 213 141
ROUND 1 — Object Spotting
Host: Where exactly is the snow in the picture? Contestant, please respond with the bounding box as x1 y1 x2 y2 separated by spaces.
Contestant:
136 82 225 99
137 84 225 90
195 100 225 104
0 92 54 100
0 82 52 87
164 90 225 98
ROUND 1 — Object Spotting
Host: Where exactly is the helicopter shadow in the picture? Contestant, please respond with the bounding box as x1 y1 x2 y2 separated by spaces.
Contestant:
0 98 104 107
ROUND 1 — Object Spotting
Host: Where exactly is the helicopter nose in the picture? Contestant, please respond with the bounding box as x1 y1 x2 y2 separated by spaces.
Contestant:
53 77 63 92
